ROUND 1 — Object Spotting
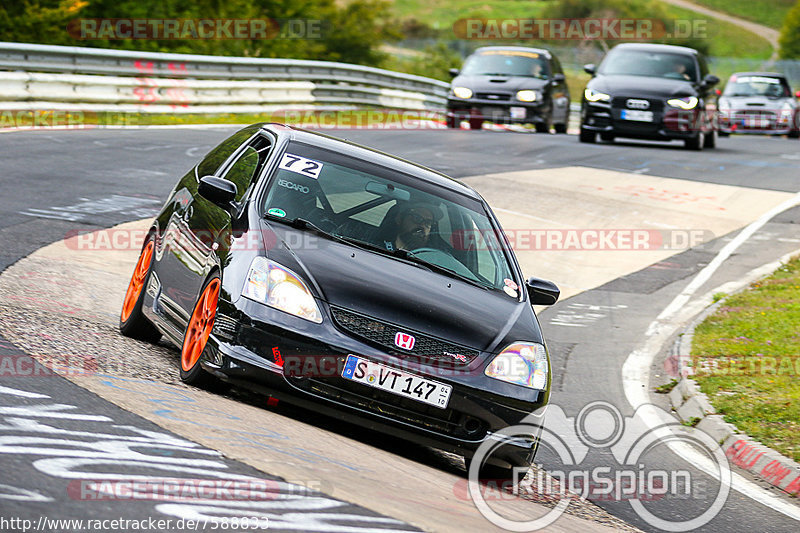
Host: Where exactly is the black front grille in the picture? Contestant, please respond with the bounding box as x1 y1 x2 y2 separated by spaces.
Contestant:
476 92 512 101
612 97 664 112
330 307 479 365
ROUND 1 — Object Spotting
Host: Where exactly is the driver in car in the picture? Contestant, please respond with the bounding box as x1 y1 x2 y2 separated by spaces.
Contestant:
384 204 440 252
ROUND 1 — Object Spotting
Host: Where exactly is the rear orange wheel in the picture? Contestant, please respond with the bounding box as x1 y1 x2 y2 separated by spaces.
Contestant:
119 238 161 343
180 275 220 385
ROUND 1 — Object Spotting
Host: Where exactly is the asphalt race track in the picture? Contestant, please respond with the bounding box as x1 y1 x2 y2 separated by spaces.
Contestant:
1 126 799 532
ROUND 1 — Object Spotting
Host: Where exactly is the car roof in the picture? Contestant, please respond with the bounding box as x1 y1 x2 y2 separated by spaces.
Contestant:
610 42 700 56
259 123 481 199
473 45 552 58
729 72 787 80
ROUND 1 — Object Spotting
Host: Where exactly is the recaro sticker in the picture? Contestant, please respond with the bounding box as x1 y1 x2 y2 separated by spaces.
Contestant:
279 153 324 179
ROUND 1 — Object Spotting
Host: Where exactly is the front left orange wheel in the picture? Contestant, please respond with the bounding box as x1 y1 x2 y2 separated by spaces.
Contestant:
119 237 161 343
180 275 220 385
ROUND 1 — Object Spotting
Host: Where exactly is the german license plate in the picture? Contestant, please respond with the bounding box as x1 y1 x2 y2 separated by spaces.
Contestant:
510 106 526 119
620 109 653 122
744 116 766 127
341 355 452 409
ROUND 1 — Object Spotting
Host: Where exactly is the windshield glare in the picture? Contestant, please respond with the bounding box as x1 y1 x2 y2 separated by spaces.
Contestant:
461 50 548 78
599 50 698 81
261 142 516 291
723 76 790 97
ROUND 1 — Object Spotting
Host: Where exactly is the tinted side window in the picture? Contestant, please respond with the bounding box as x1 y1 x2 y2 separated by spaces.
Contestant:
219 135 273 202
697 54 709 78
551 55 564 75
196 125 259 178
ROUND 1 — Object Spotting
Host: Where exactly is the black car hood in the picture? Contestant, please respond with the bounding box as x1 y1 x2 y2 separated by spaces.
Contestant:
260 220 539 352
721 95 794 109
590 75 697 98
453 75 549 93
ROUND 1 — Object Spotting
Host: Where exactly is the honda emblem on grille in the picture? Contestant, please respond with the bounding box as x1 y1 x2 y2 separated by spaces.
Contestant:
626 99 650 109
394 332 416 350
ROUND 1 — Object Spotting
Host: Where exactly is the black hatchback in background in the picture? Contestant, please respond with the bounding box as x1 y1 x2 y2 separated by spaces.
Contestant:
446 46 570 132
580 43 720 150
718 72 800 138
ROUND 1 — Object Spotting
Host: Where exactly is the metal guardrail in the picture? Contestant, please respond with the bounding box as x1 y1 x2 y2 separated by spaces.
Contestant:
0 41 450 113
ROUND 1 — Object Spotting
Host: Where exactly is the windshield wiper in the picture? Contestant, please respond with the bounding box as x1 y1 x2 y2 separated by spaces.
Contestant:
397 250 488 290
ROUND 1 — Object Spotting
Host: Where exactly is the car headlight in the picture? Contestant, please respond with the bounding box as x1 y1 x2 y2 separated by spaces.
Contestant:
243 257 322 323
667 96 699 110
584 88 611 102
452 87 473 99
516 90 539 102
485 342 548 390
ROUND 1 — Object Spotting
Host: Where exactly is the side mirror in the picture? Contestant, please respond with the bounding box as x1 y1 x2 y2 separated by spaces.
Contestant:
583 64 596 75
449 68 460 77
526 277 560 306
198 175 237 211
552 73 566 83
703 74 720 87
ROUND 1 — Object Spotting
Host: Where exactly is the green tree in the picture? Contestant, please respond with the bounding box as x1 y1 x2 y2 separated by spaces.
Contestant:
0 0 398 67
0 0 88 44
779 0 800 59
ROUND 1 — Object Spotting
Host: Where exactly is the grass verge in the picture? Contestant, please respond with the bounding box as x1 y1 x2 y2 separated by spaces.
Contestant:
690 256 800 462
688 0 795 30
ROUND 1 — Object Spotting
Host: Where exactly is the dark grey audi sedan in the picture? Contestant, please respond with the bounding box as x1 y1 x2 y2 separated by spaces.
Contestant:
580 43 720 150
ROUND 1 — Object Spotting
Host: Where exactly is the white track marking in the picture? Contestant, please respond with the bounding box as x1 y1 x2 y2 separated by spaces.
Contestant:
623 191 800 519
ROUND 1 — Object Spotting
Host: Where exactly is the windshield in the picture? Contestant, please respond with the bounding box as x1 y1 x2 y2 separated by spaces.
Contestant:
723 75 790 97
461 50 548 79
599 49 698 81
261 142 516 291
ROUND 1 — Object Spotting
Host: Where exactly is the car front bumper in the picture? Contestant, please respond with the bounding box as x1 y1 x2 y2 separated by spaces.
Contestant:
200 297 548 468
581 101 707 140
447 98 549 124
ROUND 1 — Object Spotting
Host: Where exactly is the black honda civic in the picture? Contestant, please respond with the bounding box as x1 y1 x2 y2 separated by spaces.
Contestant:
580 43 720 150
120 123 559 478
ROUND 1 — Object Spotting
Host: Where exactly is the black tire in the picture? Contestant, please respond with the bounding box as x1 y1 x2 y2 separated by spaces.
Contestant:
579 128 596 143
554 123 567 134
703 129 716 148
788 130 800 139
600 132 615 142
469 118 483 130
445 114 458 129
718 131 730 137
119 236 162 343
535 121 550 134
179 274 220 387
684 131 704 150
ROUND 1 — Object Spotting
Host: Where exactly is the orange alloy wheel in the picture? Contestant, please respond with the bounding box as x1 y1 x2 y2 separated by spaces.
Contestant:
121 241 154 323
181 278 220 372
